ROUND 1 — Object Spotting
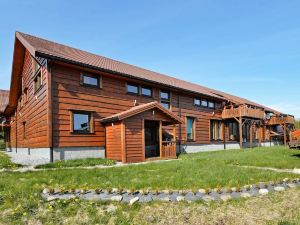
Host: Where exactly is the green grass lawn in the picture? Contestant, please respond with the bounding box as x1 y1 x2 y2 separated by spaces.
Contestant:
0 152 21 169
182 146 300 169
0 138 5 151
0 146 300 224
35 158 116 169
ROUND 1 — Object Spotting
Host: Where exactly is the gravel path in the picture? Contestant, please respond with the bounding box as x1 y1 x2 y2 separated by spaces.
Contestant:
238 165 300 174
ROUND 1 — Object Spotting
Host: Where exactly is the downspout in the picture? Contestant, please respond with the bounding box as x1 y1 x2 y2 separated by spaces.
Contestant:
47 59 54 162
15 111 18 153
177 94 182 153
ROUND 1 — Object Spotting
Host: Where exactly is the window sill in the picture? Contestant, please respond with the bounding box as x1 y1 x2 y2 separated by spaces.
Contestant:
70 132 95 135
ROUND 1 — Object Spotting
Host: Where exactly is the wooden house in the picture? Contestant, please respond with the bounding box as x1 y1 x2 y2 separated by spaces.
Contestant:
0 32 295 163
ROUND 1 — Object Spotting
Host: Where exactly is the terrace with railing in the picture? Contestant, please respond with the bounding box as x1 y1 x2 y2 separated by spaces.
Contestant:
222 104 265 120
268 115 295 125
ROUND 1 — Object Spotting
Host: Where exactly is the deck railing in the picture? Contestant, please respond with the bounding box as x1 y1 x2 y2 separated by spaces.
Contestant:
222 105 265 119
161 141 177 158
268 115 295 125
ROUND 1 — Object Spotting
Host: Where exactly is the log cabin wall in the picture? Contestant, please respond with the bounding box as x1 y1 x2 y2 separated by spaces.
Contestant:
123 109 175 163
9 50 49 148
51 62 228 149
105 121 123 161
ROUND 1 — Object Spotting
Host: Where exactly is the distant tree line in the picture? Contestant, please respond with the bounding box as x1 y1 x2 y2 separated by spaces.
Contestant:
295 119 300 129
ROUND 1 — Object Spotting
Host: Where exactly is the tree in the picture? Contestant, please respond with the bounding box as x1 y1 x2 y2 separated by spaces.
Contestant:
295 119 300 129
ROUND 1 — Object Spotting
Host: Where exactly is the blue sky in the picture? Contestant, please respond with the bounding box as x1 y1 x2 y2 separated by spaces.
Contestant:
0 0 299 117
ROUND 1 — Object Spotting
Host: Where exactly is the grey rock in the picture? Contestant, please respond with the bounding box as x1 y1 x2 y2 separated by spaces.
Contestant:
220 194 232 202
287 183 296 188
42 188 50 194
139 194 153 203
176 196 185 201
202 195 214 202
241 193 251 198
258 189 269 195
160 197 170 202
129 197 139 205
111 195 123 202
274 186 285 192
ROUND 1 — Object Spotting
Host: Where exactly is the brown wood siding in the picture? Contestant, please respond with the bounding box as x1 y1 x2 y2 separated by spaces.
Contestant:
9 50 49 148
105 121 123 161
124 109 175 163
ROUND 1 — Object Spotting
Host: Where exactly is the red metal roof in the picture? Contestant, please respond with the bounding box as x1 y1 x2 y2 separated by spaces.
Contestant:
13 32 280 113
0 90 9 114
100 101 183 124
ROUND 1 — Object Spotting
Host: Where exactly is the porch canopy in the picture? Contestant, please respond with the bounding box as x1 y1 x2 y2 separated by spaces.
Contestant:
101 101 182 163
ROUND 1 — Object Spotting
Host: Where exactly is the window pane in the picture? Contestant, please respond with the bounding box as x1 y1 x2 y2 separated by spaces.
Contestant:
187 117 194 140
160 91 169 100
141 87 152 96
83 75 98 86
160 101 170 109
201 99 208 107
208 102 215 108
73 113 90 132
194 99 201 106
127 83 139 94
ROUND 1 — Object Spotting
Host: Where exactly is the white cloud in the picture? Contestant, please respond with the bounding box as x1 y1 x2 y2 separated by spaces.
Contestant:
267 103 300 119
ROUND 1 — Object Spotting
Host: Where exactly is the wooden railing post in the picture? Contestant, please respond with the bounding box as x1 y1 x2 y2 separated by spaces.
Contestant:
159 121 162 158
239 106 243 149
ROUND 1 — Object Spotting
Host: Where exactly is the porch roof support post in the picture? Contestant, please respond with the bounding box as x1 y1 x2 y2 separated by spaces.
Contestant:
250 122 253 148
159 121 162 158
239 107 243 149
173 124 177 157
283 122 287 146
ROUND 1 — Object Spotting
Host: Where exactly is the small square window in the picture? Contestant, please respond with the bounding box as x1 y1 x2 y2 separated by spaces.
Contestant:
72 111 92 134
161 101 170 109
160 91 170 100
141 86 152 97
208 102 215 108
127 83 139 94
194 99 201 106
81 74 100 88
201 99 208 107
34 71 42 92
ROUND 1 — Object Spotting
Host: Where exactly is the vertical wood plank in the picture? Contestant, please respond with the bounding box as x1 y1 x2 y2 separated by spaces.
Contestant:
159 120 162 158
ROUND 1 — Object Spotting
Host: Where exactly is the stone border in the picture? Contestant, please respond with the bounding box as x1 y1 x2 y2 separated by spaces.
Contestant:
41 178 300 204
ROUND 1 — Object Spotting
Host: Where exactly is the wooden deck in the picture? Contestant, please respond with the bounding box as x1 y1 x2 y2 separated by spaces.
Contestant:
161 141 177 159
268 115 295 125
222 105 265 119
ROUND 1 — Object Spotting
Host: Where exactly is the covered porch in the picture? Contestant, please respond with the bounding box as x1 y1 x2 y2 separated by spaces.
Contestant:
101 102 182 163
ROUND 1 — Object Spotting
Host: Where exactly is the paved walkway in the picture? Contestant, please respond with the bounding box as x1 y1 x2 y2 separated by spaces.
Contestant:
238 165 300 174
0 156 179 173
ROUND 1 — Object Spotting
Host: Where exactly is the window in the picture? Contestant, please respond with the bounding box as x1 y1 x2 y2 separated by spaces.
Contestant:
243 123 250 141
201 99 208 107
194 99 201 106
215 102 222 110
71 111 94 134
229 122 239 141
33 59 41 74
208 101 215 108
186 117 195 141
210 120 223 141
127 83 139 94
23 122 26 140
23 88 28 104
160 90 170 109
81 74 100 88
34 71 42 92
141 86 152 97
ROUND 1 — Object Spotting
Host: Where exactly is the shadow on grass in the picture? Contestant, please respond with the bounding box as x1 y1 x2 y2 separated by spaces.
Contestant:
291 154 300 158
